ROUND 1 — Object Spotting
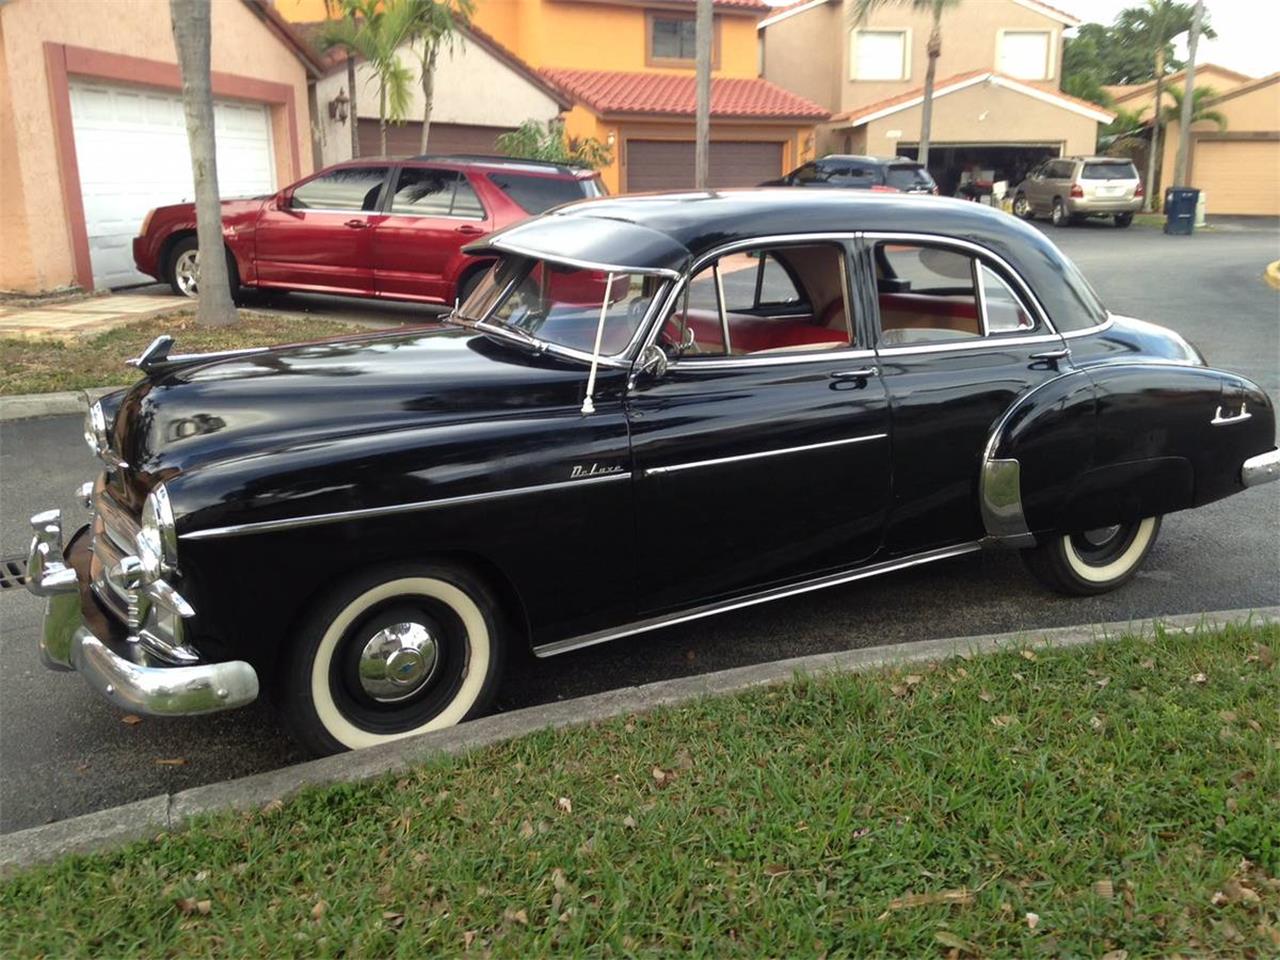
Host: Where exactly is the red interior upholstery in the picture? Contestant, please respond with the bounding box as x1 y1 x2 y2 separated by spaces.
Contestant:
670 309 847 354
878 292 980 335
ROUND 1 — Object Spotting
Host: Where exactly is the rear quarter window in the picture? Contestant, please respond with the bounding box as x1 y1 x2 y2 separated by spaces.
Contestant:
486 173 594 214
1081 162 1138 180
885 164 935 190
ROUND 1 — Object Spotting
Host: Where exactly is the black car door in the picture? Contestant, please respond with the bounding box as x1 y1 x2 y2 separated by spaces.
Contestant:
626 238 893 616
859 233 1077 554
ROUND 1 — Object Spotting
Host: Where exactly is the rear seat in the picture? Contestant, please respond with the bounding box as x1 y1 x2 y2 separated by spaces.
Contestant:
674 309 847 354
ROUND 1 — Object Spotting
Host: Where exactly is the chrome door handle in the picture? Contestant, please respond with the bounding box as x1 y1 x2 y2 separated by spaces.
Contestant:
344 219 369 229
1211 403 1251 426
830 367 878 379
1029 348 1069 362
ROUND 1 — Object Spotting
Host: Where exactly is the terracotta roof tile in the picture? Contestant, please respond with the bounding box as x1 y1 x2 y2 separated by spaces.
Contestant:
541 68 829 119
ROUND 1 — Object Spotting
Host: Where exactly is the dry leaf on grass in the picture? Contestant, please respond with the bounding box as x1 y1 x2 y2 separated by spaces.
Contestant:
763 864 790 877
504 908 529 926
121 714 143 726
880 888 974 916
1093 879 1115 899
556 796 572 814
978 690 994 703
551 868 568 892
463 930 479 950
651 766 676 787
382 910 406 929
1100 951 1129 960
622 815 637 829
518 819 535 840
991 715 1016 728
176 897 211 916
1191 672 1209 685
1025 911 1041 930
1020 649 1038 662
155 757 188 766
311 899 327 920
261 798 284 815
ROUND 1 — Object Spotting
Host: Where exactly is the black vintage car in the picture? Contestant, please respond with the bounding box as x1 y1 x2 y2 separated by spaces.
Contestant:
26 191 1279 755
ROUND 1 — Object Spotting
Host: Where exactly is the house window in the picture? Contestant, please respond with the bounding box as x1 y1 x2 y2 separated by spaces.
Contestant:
647 12 720 67
851 29 909 81
998 30 1052 80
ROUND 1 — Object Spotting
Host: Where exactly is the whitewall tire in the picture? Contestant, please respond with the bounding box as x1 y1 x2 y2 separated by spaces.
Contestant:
280 563 506 756
1022 516 1161 596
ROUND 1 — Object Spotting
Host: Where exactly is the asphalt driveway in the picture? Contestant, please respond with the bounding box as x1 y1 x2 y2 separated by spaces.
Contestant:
2 218 1277 834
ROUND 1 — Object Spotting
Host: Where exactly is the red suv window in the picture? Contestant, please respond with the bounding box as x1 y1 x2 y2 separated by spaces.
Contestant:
486 172 595 215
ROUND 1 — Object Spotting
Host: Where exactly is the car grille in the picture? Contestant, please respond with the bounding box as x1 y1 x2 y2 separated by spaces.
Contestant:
89 485 142 625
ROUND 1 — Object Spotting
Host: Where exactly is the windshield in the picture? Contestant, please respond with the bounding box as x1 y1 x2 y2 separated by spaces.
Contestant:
885 164 935 190
458 257 666 356
1081 162 1138 180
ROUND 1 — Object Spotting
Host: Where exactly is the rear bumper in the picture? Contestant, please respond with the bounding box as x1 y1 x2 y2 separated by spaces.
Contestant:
1242 449 1280 487
27 509 258 717
1066 197 1142 215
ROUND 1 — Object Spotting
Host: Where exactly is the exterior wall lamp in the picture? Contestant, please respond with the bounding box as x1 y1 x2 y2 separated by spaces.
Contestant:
328 88 350 124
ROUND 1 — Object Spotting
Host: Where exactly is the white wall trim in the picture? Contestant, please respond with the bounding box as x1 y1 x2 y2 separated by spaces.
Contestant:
758 0 829 31
1010 0 1080 27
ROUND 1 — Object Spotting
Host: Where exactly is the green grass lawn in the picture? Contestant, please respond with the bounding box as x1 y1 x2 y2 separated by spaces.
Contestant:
0 312 368 396
2 624 1277 957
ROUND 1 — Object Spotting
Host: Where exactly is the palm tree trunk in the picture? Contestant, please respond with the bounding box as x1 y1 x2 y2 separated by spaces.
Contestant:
169 0 234 326
379 79 387 156
919 13 941 169
419 42 438 154
347 56 359 158
1172 0 1203 187
1143 47 1164 212
694 0 713 189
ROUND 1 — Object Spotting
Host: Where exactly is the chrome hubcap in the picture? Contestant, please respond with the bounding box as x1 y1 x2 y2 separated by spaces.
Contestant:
175 250 200 296
358 622 439 702
1081 524 1122 547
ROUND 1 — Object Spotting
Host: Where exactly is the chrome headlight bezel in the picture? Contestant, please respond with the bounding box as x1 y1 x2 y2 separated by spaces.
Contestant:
84 401 109 459
138 484 179 578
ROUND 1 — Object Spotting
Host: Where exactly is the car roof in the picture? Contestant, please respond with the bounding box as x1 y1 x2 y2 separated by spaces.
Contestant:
817 154 920 166
327 156 596 178
468 188 1106 330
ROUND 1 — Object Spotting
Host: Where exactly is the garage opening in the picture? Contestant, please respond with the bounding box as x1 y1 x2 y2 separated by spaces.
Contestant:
69 80 275 289
897 144 1060 199
625 140 784 193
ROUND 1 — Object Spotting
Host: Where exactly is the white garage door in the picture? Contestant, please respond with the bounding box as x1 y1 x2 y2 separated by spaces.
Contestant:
69 81 276 288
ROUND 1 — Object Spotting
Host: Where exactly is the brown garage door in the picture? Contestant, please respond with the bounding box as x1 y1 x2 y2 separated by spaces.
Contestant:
1193 139 1280 216
625 140 784 192
356 120 517 158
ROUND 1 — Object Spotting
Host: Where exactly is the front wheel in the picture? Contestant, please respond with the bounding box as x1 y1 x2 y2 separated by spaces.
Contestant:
278 562 506 756
1022 516 1161 596
165 237 242 300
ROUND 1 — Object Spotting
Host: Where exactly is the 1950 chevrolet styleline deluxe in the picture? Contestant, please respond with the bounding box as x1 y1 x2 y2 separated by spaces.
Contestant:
26 190 1279 755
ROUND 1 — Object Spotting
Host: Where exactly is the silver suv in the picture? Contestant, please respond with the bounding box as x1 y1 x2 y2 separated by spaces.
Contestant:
1012 157 1144 228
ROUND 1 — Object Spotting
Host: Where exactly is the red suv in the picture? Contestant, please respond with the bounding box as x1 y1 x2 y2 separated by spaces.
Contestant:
132 156 605 306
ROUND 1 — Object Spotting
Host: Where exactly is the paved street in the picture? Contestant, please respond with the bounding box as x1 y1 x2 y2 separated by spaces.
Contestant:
2 219 1277 834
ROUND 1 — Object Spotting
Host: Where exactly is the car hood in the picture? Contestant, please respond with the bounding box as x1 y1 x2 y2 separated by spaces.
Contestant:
152 196 269 221
111 323 595 489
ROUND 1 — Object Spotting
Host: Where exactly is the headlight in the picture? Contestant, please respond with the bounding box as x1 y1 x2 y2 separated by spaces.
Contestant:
138 484 179 578
83 401 109 458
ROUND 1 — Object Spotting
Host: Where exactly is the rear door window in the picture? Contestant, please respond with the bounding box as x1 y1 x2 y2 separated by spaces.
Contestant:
1081 162 1138 180
389 168 487 218
290 166 389 212
487 172 590 214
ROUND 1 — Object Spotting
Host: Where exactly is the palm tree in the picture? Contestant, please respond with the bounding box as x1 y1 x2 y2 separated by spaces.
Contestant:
852 0 963 169
401 0 475 154
169 0 235 326
1116 1 1214 209
1160 84 1226 130
318 0 416 156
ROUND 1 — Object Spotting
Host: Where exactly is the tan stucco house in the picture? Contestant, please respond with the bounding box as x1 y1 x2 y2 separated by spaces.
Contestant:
1102 63 1253 119
1160 72 1280 217
0 0 320 295
758 0 1114 194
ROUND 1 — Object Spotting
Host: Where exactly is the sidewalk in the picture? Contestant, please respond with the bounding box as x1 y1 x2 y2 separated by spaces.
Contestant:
0 292 190 341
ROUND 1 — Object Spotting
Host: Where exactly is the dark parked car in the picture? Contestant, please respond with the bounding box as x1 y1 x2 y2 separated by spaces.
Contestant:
132 156 605 306
30 190 1278 755
763 155 938 194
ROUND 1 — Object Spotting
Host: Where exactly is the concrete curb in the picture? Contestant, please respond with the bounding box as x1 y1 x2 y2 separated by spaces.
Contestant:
3 605 1276 873
0 386 123 423
1265 260 1280 291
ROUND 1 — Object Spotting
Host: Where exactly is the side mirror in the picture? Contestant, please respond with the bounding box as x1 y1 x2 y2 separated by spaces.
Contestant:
631 344 668 387
278 188 295 210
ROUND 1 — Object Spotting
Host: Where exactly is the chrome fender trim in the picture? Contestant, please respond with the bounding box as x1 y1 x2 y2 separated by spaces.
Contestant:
979 458 1035 547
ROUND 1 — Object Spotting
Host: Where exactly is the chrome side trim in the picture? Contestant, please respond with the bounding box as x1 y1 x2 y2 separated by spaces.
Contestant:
979 458 1035 547
645 433 887 477
669 346 878 370
1241 449 1280 488
876 332 1061 358
534 542 983 658
180 472 633 541
1060 314 1116 339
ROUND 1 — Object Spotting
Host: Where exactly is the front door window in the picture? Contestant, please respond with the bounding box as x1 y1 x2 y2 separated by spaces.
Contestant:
289 166 388 212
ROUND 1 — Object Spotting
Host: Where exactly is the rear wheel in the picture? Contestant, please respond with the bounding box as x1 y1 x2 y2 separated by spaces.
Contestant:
1022 516 1161 596
279 562 506 756
1114 212 1134 228
1013 193 1033 220
1051 198 1069 227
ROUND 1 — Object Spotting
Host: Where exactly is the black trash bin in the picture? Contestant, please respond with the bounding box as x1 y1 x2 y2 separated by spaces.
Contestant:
1164 187 1199 235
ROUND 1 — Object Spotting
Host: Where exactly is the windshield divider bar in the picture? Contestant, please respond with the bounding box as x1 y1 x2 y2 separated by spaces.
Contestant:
581 271 615 416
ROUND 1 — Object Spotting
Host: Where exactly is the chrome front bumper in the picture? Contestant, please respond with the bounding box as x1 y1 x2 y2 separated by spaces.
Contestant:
27 509 258 717
1242 449 1280 488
